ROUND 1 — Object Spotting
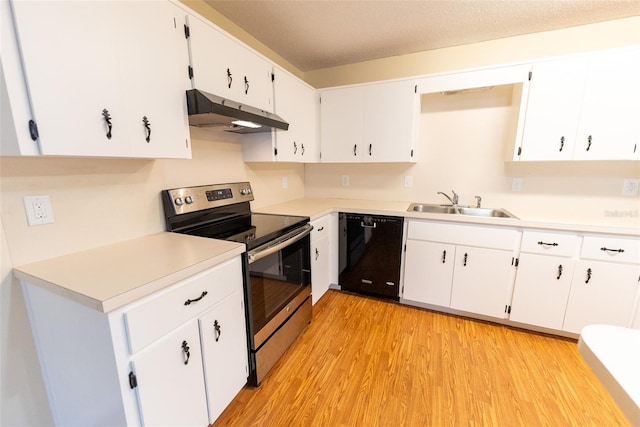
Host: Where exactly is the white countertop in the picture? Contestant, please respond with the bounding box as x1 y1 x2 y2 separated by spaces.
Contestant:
578 325 640 425
256 198 640 237
13 232 245 313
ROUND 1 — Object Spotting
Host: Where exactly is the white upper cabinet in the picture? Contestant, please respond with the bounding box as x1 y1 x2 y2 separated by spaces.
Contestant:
516 48 640 161
572 49 640 160
7 0 191 158
186 13 273 113
320 80 418 163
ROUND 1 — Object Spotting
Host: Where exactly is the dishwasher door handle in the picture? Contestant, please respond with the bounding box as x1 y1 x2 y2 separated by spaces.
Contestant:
360 222 377 229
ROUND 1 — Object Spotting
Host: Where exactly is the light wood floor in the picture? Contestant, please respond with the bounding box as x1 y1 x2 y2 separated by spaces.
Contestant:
213 290 629 426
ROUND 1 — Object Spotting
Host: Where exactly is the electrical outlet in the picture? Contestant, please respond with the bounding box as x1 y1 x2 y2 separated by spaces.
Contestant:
341 175 350 187
282 176 288 189
511 177 523 192
622 179 639 196
23 195 54 226
404 176 413 188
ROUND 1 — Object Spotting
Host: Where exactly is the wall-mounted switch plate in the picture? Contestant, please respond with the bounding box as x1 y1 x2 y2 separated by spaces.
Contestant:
23 195 54 226
341 175 350 187
511 177 523 192
622 179 639 196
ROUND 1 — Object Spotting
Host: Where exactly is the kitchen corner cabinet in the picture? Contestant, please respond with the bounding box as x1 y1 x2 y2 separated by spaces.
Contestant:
562 235 640 334
320 79 418 163
20 256 248 427
516 48 640 161
186 13 273 113
242 66 319 163
6 0 191 159
402 220 520 319
509 231 579 330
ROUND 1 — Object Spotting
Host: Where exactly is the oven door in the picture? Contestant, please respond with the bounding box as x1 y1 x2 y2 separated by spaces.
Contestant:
246 223 312 349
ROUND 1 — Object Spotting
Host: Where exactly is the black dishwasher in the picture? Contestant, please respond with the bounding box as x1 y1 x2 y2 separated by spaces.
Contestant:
338 213 404 300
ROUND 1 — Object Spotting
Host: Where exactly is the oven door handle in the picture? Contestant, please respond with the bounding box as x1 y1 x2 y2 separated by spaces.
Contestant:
248 224 314 264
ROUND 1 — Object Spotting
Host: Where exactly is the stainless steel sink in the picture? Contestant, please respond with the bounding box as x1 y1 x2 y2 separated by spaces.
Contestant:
408 203 518 219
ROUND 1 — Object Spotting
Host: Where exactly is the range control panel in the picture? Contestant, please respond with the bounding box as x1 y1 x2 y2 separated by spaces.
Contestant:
164 182 254 215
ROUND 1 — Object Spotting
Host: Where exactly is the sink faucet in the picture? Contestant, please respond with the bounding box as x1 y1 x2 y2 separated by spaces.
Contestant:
475 195 482 208
437 190 459 206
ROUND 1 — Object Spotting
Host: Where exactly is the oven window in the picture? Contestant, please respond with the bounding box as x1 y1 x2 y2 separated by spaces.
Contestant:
248 234 311 333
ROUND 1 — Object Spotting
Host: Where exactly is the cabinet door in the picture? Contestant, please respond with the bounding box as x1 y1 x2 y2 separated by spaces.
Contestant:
320 86 365 162
121 1 191 159
518 56 588 161
573 49 640 160
363 80 417 162
11 0 130 156
403 240 455 307
510 254 575 330
273 67 319 163
450 246 514 318
312 235 330 304
562 260 640 334
234 45 273 113
199 291 248 424
132 319 209 427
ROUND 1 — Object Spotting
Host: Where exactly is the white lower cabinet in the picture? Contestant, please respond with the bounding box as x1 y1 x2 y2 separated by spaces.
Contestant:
311 215 332 304
132 319 209 426
21 255 248 427
402 220 519 320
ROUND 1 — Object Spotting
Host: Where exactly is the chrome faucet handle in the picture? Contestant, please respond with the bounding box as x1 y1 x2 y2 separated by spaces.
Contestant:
474 195 482 208
451 190 459 205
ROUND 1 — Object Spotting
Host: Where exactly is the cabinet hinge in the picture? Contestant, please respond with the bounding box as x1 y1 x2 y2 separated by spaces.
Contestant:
528 71 532 81
271 72 275 82
188 66 194 80
404 243 407 252
184 24 190 39
414 85 417 93
511 257 519 267
517 146 522 156
274 147 278 156
634 144 637 154
504 305 512 314
128 371 138 389
410 149 414 157
28 119 39 141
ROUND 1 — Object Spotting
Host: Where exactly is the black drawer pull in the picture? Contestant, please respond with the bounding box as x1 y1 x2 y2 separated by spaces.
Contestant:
557 264 563 280
463 253 468 267
538 241 558 247
181 340 190 365
585 268 592 284
184 291 208 306
213 320 221 342
601 247 624 253
442 250 446 263
317 226 324 232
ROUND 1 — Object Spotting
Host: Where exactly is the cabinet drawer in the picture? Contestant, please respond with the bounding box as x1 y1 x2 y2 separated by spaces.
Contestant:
310 215 330 243
581 235 640 264
125 256 242 354
520 231 580 257
407 220 519 251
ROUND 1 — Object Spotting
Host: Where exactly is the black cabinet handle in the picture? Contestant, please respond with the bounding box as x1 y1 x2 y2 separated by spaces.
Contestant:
601 247 624 253
586 135 592 151
227 68 232 88
315 248 320 261
244 76 249 95
537 241 558 247
102 109 113 139
463 253 468 267
353 144 357 156
184 291 208 306
442 250 446 263
559 136 564 152
301 144 305 155
142 116 151 143
181 340 190 365
317 226 324 232
585 268 592 284
213 320 221 342
293 141 297 154
368 144 372 156
557 264 563 280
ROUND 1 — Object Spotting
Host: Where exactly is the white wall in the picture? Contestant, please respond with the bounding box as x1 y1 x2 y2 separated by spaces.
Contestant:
0 133 304 426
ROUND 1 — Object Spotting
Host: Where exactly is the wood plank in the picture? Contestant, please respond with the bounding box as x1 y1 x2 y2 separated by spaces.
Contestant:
213 290 630 426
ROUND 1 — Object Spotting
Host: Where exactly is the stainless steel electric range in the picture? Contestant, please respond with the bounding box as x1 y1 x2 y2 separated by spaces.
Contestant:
162 182 312 386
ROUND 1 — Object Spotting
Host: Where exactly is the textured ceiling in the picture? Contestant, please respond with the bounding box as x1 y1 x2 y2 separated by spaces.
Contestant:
203 0 640 72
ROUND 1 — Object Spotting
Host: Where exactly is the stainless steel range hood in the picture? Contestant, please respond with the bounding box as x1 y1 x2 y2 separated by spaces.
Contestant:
186 89 289 134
